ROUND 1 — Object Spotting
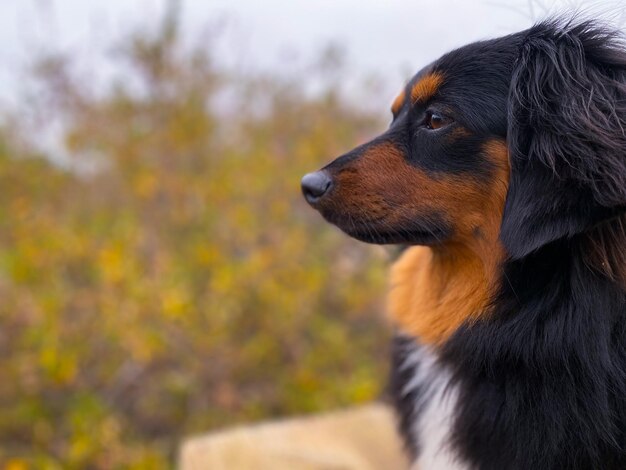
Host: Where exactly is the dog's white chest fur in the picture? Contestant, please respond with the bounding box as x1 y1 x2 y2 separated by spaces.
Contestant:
402 345 468 470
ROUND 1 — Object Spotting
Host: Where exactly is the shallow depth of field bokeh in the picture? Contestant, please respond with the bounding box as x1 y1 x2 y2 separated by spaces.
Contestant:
0 5 396 468
5 0 618 467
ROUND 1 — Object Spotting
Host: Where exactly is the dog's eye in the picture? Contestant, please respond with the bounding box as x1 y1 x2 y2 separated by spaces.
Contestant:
423 112 451 130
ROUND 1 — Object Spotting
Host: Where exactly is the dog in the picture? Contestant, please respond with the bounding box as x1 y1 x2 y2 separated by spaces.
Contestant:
301 18 626 470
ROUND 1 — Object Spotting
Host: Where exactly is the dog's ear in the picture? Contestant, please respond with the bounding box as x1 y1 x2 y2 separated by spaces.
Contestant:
501 21 626 258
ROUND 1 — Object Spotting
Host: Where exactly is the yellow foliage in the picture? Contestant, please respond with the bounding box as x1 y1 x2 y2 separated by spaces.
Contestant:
4 460 28 470
0 17 390 469
160 285 189 319
98 245 127 284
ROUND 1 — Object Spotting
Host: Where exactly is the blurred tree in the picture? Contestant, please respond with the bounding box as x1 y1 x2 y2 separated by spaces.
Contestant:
0 6 391 468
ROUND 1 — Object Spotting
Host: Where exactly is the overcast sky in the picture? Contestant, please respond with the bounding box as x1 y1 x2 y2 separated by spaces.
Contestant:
0 0 625 107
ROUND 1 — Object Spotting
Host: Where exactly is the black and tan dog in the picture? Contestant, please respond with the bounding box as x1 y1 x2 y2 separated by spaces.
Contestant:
302 18 626 470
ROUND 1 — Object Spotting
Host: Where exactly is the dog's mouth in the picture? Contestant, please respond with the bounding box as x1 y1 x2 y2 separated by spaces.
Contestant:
346 226 447 245
320 213 450 246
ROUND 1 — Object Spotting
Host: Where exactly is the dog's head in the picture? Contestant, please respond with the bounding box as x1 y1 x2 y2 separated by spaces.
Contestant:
302 20 626 261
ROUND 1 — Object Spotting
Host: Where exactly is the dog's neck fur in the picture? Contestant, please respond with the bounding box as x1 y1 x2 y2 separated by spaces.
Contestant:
387 234 505 345
438 221 626 468
387 215 626 346
390 216 626 467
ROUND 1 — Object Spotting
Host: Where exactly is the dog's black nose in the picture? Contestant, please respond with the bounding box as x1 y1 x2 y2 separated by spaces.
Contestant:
301 171 332 204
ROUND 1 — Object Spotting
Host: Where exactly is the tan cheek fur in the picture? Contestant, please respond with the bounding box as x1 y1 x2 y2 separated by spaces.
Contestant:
386 140 510 345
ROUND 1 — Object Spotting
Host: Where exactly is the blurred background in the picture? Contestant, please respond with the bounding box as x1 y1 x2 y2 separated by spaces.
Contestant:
0 0 624 468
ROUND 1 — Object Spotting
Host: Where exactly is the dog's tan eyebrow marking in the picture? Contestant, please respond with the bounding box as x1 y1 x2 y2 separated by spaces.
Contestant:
410 72 444 104
391 89 406 115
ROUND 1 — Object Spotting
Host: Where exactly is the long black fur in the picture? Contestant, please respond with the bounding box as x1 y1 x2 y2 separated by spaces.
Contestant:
502 19 626 258
442 19 626 469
